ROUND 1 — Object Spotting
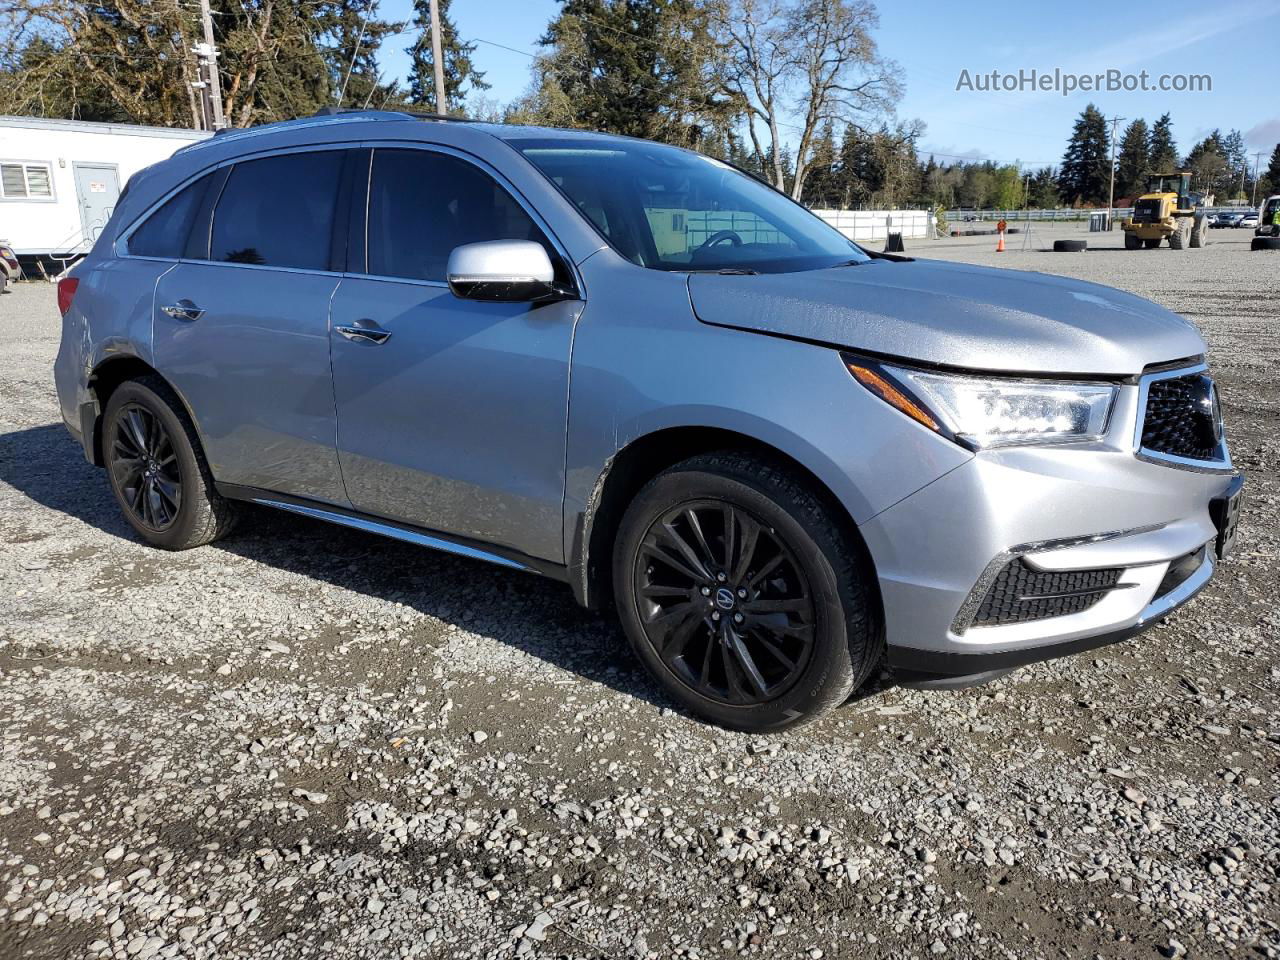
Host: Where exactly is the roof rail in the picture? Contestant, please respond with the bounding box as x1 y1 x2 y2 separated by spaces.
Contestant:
311 106 476 124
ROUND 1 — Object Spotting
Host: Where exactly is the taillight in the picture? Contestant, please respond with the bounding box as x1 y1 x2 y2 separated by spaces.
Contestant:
57 277 79 317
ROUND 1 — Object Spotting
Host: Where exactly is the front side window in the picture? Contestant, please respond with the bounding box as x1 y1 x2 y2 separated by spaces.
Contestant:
210 151 343 270
127 174 212 259
366 148 551 283
512 139 867 273
1 162 53 199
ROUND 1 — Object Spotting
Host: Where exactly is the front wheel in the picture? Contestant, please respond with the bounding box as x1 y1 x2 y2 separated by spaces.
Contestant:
613 453 879 731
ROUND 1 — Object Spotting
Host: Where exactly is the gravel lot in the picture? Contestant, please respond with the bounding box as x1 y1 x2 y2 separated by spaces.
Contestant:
1 227 1277 960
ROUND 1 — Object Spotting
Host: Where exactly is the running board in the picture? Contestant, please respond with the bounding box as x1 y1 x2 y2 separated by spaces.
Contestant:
216 484 568 582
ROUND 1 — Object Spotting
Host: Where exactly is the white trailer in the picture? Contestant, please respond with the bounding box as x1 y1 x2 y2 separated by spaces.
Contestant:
0 116 210 268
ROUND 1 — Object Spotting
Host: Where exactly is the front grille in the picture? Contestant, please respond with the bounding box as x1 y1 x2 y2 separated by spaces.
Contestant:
972 558 1122 627
1132 199 1162 223
1140 372 1224 463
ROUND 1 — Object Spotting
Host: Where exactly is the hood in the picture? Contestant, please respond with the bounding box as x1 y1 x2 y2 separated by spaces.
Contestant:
687 258 1205 377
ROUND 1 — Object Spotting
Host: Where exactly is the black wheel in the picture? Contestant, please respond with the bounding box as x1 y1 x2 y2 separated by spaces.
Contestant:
614 453 879 731
1252 236 1280 251
103 377 238 549
1123 233 1141 250
1143 238 1161 249
1053 239 1086 252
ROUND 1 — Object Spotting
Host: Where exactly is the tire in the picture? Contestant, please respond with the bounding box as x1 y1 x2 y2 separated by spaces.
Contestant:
1190 214 1208 248
613 452 879 732
1144 238 1161 249
1252 237 1280 251
103 376 239 550
1053 239 1086 252
1123 233 1141 250
1168 218 1190 249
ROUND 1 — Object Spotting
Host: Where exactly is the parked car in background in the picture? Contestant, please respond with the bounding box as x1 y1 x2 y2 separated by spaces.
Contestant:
1215 212 1244 228
1238 212 1258 229
0 240 19 289
53 111 1243 730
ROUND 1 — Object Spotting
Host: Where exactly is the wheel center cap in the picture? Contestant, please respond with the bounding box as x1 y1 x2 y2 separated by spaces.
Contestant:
714 587 736 611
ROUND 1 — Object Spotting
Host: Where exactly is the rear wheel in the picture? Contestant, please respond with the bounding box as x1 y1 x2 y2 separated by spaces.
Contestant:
103 377 238 550
1123 232 1141 250
613 452 879 731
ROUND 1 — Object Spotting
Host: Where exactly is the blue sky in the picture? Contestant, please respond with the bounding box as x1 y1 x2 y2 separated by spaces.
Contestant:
376 0 1280 171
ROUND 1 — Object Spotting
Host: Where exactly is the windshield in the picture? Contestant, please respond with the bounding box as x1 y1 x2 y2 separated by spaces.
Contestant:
511 138 869 273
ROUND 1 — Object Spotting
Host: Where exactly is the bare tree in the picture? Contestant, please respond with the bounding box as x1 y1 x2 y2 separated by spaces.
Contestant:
714 0 900 200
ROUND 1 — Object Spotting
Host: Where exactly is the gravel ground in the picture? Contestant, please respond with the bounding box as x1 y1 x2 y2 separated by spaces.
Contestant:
1 228 1277 960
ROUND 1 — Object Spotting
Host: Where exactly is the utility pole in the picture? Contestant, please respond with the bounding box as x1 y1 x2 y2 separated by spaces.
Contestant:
1251 151 1264 206
197 0 226 129
428 0 448 115
1106 115 1124 231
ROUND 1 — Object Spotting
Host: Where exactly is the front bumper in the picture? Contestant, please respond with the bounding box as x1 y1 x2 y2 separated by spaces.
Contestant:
859 378 1240 682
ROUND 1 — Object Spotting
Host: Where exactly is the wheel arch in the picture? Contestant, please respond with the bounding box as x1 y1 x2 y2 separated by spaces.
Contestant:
570 425 882 627
84 356 202 468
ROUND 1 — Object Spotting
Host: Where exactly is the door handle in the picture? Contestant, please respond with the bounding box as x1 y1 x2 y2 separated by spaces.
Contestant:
161 299 204 322
335 320 392 345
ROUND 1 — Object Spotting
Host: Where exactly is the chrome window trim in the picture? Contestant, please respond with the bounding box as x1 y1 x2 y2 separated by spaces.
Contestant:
360 141 584 297
1132 361 1233 473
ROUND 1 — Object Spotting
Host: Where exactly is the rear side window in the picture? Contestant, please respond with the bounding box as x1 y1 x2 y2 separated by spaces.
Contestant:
210 151 343 270
366 149 550 283
127 174 211 259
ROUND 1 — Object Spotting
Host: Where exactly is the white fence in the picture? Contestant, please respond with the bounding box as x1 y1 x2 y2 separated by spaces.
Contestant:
811 209 935 241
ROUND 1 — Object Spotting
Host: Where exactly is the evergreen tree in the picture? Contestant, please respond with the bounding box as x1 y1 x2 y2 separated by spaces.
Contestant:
1058 103 1110 205
516 0 729 147
320 0 403 110
802 121 840 207
406 0 487 111
1027 167 1060 208
1184 131 1230 200
1115 118 1150 198
1148 113 1178 173
1264 143 1280 197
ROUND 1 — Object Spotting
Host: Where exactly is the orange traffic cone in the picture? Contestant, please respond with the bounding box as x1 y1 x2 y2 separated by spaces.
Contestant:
995 232 1006 252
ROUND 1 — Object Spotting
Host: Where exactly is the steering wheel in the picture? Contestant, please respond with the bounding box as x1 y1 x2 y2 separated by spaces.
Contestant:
697 229 743 250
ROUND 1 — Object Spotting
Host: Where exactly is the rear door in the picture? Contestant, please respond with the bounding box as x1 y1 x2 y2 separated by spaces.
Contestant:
152 148 352 505
328 146 580 562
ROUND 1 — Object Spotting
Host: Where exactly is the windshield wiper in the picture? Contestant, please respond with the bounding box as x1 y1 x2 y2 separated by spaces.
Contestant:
688 267 760 275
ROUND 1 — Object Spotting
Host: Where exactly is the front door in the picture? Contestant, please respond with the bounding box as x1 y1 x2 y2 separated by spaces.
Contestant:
151 149 350 505
329 147 580 563
73 163 119 248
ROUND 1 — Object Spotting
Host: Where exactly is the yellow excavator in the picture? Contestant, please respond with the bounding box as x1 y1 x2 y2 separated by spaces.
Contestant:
1121 172 1211 250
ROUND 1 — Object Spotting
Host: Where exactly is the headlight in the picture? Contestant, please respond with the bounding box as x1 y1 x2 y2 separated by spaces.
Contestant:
845 357 1117 448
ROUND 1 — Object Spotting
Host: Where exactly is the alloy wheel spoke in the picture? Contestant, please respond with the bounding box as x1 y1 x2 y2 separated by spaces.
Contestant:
725 625 770 697
683 508 715 566
642 536 705 584
639 583 693 601
745 596 810 616
124 409 149 456
729 513 762 584
721 503 736 572
746 554 784 590
154 477 181 511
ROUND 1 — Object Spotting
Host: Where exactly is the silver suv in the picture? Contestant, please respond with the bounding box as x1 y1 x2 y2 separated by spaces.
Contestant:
54 111 1243 730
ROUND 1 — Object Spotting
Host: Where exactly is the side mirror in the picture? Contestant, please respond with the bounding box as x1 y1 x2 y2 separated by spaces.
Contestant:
447 240 568 303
